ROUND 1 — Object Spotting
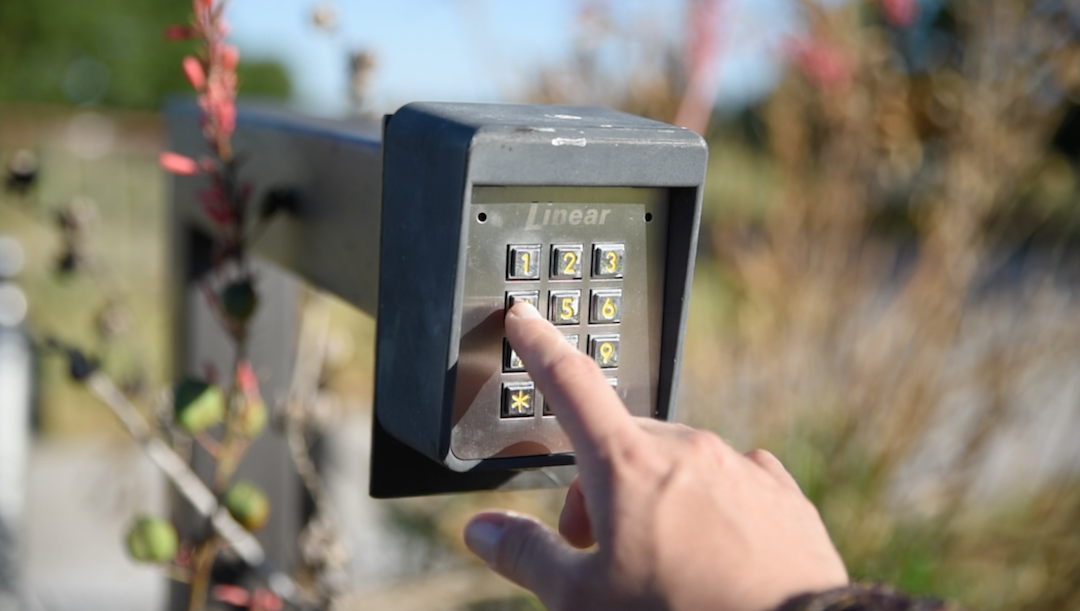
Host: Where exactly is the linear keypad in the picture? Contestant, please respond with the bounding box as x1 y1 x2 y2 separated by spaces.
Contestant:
501 242 624 418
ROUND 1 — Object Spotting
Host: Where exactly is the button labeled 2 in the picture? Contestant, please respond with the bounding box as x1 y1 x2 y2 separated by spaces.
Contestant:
507 244 541 280
549 290 581 325
592 243 625 278
550 244 583 279
590 289 622 324
589 334 620 369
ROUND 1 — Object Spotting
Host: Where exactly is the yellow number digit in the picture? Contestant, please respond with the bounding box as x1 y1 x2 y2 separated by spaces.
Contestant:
605 251 618 273
521 251 531 275
563 251 578 275
560 297 575 320
599 342 614 364
601 297 616 319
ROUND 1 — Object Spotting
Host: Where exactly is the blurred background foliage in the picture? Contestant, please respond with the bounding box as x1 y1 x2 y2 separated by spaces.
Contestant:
3 0 1080 610
0 0 290 108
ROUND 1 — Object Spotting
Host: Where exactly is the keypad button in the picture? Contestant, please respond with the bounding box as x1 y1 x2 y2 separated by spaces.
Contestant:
502 382 535 418
507 244 542 280
549 290 581 325
606 378 618 389
550 244 584 279
589 334 620 369
589 289 623 324
564 334 580 349
592 243 625 278
503 339 526 372
506 290 539 312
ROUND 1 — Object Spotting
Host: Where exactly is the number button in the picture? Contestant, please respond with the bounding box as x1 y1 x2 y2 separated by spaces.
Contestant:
501 382 535 418
592 243 625 278
589 289 622 324
564 334 579 349
505 290 539 312
548 290 581 325
503 339 526 372
507 244 541 280
550 244 583 279
589 334 620 369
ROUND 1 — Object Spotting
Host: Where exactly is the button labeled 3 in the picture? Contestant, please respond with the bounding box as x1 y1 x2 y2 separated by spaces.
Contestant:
550 244 583 279
592 243 625 278
589 334 620 369
549 290 581 325
590 289 622 324
507 244 541 280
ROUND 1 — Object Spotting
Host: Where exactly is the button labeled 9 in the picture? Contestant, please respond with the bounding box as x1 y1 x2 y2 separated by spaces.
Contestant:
589 334 620 369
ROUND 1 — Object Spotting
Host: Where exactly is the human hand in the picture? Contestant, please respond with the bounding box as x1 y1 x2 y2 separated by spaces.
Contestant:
463 302 848 611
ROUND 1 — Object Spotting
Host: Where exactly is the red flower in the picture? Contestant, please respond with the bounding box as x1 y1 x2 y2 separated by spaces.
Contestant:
159 152 199 175
163 25 195 40
785 38 855 90
198 187 233 225
183 56 206 91
881 0 918 27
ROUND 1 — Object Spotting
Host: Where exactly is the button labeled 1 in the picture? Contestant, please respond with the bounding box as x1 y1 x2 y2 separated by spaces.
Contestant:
549 290 581 325
589 334 620 369
592 243 625 278
507 244 541 280
590 289 622 324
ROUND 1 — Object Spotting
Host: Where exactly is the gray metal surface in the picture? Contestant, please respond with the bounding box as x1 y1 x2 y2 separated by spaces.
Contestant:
0 326 31 609
452 186 668 460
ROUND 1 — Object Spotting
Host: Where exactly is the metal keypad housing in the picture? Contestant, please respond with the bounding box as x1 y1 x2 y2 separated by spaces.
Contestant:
451 186 668 461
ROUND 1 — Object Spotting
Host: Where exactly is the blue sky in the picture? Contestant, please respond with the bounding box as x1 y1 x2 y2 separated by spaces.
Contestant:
227 0 803 116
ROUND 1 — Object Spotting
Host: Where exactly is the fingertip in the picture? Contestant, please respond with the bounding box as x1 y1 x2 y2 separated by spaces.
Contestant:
464 513 509 566
506 301 543 322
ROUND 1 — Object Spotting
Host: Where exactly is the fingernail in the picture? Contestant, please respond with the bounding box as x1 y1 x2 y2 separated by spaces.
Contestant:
507 301 542 320
464 518 505 565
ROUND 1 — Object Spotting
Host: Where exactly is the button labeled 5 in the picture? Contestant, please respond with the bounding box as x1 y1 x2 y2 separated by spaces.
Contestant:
549 290 581 325
507 244 541 280
550 244 583 279
590 289 622 324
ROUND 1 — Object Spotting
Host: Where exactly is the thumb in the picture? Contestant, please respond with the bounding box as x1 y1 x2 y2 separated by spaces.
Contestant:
465 511 583 601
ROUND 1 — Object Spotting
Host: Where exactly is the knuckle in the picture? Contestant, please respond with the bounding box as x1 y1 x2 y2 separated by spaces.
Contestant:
687 429 725 456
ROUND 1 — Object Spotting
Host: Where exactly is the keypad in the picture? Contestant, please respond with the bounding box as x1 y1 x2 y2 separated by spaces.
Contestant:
502 242 625 419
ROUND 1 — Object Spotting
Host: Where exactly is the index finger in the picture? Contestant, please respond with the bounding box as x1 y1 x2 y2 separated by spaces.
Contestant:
505 302 643 469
